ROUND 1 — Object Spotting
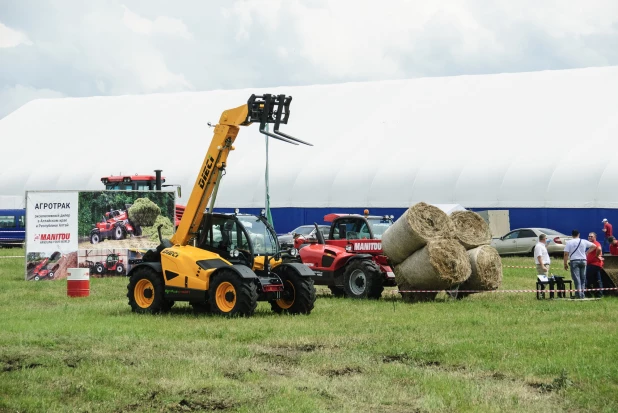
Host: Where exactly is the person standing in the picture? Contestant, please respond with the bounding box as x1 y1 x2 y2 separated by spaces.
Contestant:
586 232 604 298
534 234 551 276
602 218 613 252
608 236 618 255
563 230 596 299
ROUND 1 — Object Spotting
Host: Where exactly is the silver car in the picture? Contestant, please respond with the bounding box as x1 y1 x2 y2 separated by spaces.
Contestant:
491 228 573 256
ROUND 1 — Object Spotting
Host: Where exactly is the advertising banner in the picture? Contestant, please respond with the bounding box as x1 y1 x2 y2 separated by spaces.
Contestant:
25 190 176 281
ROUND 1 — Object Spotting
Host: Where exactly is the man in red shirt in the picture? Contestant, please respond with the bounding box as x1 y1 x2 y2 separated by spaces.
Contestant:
586 232 604 298
602 218 613 252
608 236 618 255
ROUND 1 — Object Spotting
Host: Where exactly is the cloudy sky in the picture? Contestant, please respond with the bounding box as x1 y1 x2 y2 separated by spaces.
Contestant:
1 0 617 119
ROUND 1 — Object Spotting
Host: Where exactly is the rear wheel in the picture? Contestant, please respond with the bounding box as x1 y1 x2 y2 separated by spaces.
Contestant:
209 270 257 317
127 267 167 314
343 260 384 299
270 271 316 315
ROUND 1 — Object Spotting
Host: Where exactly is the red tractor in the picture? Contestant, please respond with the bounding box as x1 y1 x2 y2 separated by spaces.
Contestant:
94 253 126 276
31 252 61 281
297 211 396 299
89 207 142 244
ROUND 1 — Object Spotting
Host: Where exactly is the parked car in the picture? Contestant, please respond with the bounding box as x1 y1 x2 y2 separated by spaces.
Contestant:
278 225 330 249
491 228 572 256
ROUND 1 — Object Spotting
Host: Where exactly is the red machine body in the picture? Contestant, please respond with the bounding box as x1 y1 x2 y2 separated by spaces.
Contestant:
297 212 395 299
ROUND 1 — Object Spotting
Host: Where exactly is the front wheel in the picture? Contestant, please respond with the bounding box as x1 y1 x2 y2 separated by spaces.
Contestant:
343 260 384 299
114 225 124 240
270 271 316 315
90 231 100 244
127 267 168 314
115 264 125 276
95 264 105 275
209 270 257 317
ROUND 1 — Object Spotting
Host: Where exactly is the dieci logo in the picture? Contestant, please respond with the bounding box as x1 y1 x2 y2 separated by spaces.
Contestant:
36 233 71 244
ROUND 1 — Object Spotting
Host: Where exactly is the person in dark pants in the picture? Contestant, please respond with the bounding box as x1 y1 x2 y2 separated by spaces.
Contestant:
585 232 604 298
563 230 596 299
602 218 613 252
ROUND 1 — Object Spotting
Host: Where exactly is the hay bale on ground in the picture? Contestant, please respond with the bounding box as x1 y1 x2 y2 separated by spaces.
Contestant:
449 210 491 249
459 245 502 295
395 239 472 303
382 202 456 265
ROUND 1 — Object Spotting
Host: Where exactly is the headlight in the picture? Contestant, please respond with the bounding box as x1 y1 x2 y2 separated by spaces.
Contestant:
230 249 240 258
289 248 298 257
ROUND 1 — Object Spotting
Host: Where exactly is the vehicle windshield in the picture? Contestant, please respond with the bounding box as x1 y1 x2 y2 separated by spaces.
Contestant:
537 228 566 236
292 226 314 235
366 218 393 239
239 216 278 256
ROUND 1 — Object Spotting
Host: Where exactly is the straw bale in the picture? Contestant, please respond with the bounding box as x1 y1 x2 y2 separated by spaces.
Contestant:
395 239 471 302
449 210 492 249
459 245 502 292
382 202 456 265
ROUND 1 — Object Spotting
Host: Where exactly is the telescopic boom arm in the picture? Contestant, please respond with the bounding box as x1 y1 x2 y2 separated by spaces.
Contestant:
170 94 311 246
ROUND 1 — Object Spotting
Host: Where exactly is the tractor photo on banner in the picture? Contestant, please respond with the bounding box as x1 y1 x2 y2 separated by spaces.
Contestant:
25 190 176 281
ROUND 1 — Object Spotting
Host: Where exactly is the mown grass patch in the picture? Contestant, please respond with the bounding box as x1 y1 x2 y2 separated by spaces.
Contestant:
0 249 617 412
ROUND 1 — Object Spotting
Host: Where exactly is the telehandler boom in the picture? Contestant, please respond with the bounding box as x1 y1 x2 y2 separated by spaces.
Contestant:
126 94 316 316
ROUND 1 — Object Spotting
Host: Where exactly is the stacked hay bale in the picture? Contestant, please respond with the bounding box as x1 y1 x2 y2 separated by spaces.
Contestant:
382 204 502 302
450 211 502 298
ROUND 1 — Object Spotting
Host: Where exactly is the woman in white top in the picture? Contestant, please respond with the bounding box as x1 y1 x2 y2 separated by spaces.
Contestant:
563 229 596 299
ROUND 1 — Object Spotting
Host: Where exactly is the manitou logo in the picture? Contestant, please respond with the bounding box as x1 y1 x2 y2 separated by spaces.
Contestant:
353 242 382 252
35 233 71 241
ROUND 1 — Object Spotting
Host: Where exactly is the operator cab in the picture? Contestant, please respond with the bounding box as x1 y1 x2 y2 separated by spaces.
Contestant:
197 211 282 271
328 214 394 240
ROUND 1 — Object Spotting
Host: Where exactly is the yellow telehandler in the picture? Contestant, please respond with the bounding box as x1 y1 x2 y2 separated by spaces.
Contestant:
126 94 316 316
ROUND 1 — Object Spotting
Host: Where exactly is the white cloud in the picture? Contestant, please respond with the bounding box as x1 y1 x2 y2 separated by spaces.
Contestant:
0 85 64 118
122 5 193 39
0 22 33 48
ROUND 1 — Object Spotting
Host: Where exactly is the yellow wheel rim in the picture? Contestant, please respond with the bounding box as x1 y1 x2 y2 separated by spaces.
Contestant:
276 280 295 309
216 281 236 312
135 279 154 308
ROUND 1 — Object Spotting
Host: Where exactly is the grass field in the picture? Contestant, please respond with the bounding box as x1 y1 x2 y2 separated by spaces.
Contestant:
1 248 617 412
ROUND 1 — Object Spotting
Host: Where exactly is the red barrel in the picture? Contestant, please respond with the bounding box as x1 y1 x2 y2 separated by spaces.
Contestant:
67 268 90 297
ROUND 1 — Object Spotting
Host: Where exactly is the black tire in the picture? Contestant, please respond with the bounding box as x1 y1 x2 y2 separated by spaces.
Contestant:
270 270 316 315
114 225 124 240
342 260 384 299
115 264 125 276
328 286 345 297
95 264 105 275
209 270 257 317
127 266 167 314
90 231 100 244
134 225 142 236
48 272 54 279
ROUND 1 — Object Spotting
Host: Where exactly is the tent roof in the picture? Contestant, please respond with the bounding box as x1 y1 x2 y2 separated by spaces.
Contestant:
2 66 618 209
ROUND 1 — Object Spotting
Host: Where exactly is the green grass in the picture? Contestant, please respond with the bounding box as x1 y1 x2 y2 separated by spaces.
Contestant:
1 249 617 412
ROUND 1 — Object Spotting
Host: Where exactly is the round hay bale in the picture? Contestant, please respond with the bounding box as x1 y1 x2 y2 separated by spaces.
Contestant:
459 245 502 292
395 239 471 302
382 202 456 265
449 210 491 249
128 198 161 227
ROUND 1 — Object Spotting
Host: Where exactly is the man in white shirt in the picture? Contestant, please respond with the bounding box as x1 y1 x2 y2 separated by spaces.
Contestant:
563 229 596 299
534 233 551 275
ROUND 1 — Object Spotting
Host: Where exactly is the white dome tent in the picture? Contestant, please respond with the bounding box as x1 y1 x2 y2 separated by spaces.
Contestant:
2 66 618 235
